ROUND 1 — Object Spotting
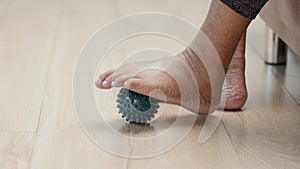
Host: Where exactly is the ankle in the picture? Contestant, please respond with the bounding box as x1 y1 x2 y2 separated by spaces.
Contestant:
177 47 221 114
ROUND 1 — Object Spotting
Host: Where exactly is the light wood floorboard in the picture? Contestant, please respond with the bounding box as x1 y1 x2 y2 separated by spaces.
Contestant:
0 0 60 131
0 133 35 169
230 135 300 169
0 0 299 169
222 45 300 136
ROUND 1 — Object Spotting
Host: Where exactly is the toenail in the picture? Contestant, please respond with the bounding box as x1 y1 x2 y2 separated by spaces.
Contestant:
103 81 109 87
95 78 99 84
111 81 117 87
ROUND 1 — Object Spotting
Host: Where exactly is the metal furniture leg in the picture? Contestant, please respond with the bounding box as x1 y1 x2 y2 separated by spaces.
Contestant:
264 26 287 65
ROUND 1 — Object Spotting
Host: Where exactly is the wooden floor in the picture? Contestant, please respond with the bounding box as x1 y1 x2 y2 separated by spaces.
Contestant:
1 0 300 169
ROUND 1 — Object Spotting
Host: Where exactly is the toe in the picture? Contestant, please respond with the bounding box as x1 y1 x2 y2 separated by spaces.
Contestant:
124 78 145 94
95 69 115 89
111 74 131 87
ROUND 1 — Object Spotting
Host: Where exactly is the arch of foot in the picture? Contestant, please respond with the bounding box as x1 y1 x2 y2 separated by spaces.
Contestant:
114 30 226 119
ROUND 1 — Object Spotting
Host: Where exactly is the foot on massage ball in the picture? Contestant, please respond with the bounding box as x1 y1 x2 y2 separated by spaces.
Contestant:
116 88 160 124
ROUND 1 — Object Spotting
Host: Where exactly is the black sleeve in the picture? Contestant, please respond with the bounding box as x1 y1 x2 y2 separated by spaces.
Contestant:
220 0 269 19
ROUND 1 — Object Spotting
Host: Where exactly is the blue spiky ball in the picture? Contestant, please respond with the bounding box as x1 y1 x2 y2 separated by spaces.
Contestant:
116 88 160 124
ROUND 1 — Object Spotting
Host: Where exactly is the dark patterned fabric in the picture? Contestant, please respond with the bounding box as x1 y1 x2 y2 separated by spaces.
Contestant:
221 0 269 19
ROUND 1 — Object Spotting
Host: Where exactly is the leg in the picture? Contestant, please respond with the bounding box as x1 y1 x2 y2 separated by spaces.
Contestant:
264 26 287 65
96 0 263 114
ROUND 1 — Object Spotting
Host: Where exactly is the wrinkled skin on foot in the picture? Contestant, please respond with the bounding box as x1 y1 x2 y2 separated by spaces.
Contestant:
220 34 248 110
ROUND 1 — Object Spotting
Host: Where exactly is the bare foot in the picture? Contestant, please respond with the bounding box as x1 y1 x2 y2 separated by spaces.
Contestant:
96 34 248 112
220 34 248 110
96 0 252 114
95 46 223 115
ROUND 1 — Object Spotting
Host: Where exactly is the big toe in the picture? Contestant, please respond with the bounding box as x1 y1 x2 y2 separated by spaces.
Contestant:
124 78 146 94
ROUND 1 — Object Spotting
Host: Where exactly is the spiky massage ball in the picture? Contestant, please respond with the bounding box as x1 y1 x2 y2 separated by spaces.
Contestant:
116 88 160 124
